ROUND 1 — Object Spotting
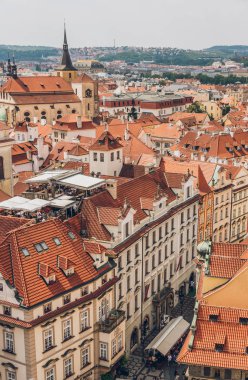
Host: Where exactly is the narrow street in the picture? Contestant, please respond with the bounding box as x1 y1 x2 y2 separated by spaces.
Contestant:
123 294 195 380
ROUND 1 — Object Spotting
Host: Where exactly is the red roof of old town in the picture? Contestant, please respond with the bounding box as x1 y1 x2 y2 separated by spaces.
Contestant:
0 218 108 307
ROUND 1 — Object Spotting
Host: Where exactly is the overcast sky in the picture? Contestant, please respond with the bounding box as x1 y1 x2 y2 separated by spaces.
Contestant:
1 0 248 49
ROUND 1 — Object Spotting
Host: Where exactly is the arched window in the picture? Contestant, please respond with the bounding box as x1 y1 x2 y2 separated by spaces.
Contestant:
87 103 90 111
0 157 4 180
41 111 46 120
57 110 62 120
242 218 246 232
24 111 30 122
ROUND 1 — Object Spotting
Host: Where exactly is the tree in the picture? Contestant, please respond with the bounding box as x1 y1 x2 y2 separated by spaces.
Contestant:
187 101 204 113
222 105 231 117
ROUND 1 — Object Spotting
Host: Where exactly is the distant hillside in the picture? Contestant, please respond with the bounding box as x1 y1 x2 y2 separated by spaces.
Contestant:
0 45 60 61
206 45 248 54
0 43 247 65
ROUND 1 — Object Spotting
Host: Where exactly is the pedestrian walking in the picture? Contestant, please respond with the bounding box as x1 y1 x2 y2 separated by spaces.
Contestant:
167 353 172 366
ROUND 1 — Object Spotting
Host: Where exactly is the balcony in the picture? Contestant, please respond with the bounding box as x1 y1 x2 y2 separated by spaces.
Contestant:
98 310 125 333
153 285 173 304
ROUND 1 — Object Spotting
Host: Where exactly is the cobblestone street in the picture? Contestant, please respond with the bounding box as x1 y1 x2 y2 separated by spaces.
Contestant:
122 295 195 380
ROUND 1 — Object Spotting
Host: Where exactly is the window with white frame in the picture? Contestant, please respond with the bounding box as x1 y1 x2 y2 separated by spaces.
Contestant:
63 319 72 340
4 331 14 353
112 338 117 358
80 309 89 331
44 328 53 351
117 333 122 352
98 298 109 321
64 357 73 378
100 342 108 360
6 371 16 380
81 346 90 367
46 367 55 380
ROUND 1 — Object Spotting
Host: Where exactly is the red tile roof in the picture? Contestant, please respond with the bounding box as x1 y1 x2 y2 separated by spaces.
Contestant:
89 130 123 151
80 170 176 241
0 218 107 307
208 243 248 279
0 190 11 202
2 76 74 93
178 304 248 371
0 216 32 245
164 172 185 189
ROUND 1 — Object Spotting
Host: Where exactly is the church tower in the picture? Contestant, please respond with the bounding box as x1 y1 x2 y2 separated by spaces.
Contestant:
56 24 77 82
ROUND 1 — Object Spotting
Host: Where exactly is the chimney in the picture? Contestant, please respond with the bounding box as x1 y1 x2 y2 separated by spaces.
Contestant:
124 123 129 141
76 115 82 129
106 179 118 199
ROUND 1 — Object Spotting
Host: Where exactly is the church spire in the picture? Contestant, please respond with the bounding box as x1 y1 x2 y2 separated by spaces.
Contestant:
61 22 76 71
63 21 68 46
6 53 12 77
12 53 17 79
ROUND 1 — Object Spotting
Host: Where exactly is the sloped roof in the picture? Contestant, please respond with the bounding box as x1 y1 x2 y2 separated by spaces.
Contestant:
81 170 176 241
89 130 123 151
0 218 107 307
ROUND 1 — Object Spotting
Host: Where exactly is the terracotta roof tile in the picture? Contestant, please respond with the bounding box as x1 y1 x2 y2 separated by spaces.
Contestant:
178 305 248 370
89 130 123 151
0 219 103 307
81 170 176 241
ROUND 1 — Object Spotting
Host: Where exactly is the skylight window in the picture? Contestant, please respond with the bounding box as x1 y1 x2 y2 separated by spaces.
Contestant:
21 247 30 257
68 231 76 240
53 237 61 246
41 242 48 250
34 241 49 253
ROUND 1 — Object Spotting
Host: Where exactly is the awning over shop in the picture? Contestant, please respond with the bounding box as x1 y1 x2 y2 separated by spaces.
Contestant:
145 316 189 356
0 196 50 211
25 170 71 183
56 173 105 191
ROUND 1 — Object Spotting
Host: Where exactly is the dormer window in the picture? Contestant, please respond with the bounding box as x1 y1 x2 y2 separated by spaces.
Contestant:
186 186 191 199
125 222 130 238
215 343 224 352
209 314 219 322
38 263 56 284
65 267 74 276
240 317 248 325
47 274 56 284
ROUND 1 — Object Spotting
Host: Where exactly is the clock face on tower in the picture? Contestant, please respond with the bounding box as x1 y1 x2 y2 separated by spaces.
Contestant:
85 89 92 98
